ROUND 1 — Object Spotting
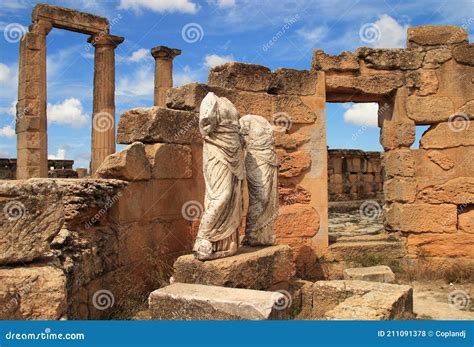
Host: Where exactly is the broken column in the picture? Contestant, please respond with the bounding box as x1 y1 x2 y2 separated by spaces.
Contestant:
151 46 181 106
88 34 124 173
16 20 52 179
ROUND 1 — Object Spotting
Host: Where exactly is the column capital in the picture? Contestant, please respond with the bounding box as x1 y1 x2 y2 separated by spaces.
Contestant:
151 46 181 60
29 20 53 35
88 33 124 48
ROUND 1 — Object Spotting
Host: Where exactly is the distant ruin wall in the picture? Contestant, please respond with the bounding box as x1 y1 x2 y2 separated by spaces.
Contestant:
328 149 383 202
0 158 82 179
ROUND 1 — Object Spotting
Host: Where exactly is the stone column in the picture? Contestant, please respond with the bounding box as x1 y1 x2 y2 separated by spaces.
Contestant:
88 34 124 174
151 46 181 106
16 20 52 179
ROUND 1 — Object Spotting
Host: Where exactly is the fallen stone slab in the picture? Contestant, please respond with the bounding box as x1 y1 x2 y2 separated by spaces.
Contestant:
343 265 395 283
148 283 288 320
173 245 295 290
328 240 406 262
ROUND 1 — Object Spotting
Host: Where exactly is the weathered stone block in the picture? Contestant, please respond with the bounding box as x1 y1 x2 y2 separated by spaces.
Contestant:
0 179 63 264
271 68 317 95
208 62 272 92
384 178 416 203
276 149 311 178
0 265 66 319
407 232 474 257
385 203 457 233
343 265 395 283
416 177 474 204
380 120 416 150
149 283 288 320
405 70 438 96
173 245 295 290
329 241 406 262
145 143 192 179
275 204 320 239
407 26 468 47
117 107 200 145
427 150 454 170
459 206 474 234
382 149 415 178
311 49 359 72
452 44 474 66
406 96 455 124
166 82 210 111
357 48 424 70
420 122 474 149
96 142 151 181
278 184 311 205
274 131 309 150
423 48 452 68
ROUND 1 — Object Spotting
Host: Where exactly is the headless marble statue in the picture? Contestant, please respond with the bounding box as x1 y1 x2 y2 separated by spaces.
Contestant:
239 115 278 246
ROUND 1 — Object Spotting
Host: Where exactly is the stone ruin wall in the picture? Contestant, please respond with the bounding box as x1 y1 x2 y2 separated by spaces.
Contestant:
1 21 473 320
328 149 383 202
0 159 85 179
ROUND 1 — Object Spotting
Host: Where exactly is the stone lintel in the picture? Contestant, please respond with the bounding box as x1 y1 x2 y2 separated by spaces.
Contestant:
32 3 109 35
151 46 182 60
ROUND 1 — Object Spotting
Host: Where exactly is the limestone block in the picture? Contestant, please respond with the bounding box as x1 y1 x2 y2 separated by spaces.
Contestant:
343 265 395 283
347 157 361 172
173 245 295 290
166 82 210 111
276 149 311 178
145 143 192 179
407 26 468 48
96 142 151 181
325 73 404 99
311 49 359 71
312 280 413 320
416 177 474 204
208 62 272 92
459 206 474 234
407 232 474 257
271 68 317 95
383 177 416 203
423 48 452 68
0 179 63 264
274 131 310 150
384 203 457 233
406 96 454 124
453 44 474 66
405 70 438 96
420 122 474 149
357 48 424 70
329 241 406 262
275 204 320 239
459 100 474 116
382 149 415 178
148 283 288 320
427 150 454 170
117 107 200 145
278 184 311 205
0 265 66 320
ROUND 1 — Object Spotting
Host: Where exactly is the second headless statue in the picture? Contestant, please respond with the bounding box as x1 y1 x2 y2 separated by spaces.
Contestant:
193 92 278 261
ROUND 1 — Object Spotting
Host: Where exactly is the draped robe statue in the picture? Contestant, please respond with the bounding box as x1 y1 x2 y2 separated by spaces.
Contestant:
239 115 278 246
193 92 245 260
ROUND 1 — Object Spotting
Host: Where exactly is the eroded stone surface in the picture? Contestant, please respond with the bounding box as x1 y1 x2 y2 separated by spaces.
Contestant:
144 143 192 179
343 265 395 283
148 283 288 320
407 26 468 47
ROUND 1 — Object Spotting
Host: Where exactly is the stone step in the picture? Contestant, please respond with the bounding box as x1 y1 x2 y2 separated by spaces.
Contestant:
173 245 295 290
343 265 395 283
148 283 288 320
329 240 406 261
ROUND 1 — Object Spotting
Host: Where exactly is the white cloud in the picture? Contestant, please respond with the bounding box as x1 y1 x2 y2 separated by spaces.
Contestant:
209 0 236 8
203 54 234 68
296 26 328 43
129 48 150 62
0 63 12 82
343 103 379 128
47 98 88 128
0 62 17 101
117 65 154 101
48 148 66 160
118 0 198 13
174 65 205 87
0 125 15 138
370 14 408 48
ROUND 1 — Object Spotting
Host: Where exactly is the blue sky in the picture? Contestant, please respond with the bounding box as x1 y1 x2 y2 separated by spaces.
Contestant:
0 0 473 168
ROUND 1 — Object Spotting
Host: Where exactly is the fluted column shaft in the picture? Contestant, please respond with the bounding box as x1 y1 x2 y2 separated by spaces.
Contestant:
151 46 181 106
